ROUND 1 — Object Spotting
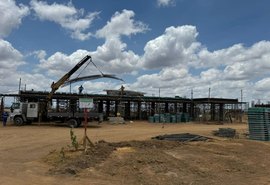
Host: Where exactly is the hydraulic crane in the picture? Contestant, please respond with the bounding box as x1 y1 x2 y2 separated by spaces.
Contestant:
46 55 91 103
10 54 122 127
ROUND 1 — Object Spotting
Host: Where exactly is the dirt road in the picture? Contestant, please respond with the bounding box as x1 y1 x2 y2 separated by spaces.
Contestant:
0 121 269 185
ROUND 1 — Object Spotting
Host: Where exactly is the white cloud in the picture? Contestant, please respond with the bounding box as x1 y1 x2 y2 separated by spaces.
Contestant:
96 9 148 39
254 78 270 92
35 23 270 103
30 0 99 41
157 0 175 7
0 39 51 93
92 38 140 74
132 66 190 90
141 25 200 69
38 41 140 79
18 73 52 91
34 50 47 60
38 50 90 78
27 50 47 60
200 68 222 82
218 41 270 81
2 1 270 105
93 10 147 74
0 39 25 70
0 0 29 38
38 10 146 78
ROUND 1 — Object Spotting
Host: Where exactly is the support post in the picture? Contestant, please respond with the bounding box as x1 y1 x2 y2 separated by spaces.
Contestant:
81 108 94 151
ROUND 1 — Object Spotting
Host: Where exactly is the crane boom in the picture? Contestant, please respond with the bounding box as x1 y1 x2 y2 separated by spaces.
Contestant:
46 55 91 102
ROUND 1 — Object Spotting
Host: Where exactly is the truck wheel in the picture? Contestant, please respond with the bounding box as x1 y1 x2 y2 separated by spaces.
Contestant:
77 120 82 127
14 117 24 126
67 119 78 128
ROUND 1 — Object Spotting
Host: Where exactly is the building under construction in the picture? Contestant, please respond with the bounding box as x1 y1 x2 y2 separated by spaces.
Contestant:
1 89 244 123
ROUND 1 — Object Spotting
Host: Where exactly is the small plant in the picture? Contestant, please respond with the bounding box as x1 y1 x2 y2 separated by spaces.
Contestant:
70 128 79 151
59 147 66 161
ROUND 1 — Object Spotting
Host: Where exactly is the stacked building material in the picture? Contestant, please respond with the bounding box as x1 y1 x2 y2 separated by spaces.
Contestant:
247 107 270 141
149 113 190 123
213 128 236 138
108 117 125 124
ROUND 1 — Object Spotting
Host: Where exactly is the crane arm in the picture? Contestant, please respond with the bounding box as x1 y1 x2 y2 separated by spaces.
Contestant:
46 55 91 102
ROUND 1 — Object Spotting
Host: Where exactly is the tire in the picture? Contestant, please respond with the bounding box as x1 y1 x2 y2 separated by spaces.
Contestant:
67 119 78 128
77 120 82 127
14 117 24 126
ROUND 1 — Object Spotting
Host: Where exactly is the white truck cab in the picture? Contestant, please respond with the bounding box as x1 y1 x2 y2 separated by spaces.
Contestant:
10 102 39 126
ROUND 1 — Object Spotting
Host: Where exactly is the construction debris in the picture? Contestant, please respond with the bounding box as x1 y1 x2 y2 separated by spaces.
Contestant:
108 116 125 124
152 133 210 142
212 128 236 138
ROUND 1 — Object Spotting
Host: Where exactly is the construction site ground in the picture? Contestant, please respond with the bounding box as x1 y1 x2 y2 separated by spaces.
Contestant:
1 120 270 185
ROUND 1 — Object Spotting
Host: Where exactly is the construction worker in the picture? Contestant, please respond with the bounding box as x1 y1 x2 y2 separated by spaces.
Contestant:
78 85 84 94
2 112 8 126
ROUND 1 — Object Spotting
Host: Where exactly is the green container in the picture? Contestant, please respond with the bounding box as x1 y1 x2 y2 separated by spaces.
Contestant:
160 114 165 123
165 114 171 123
148 116 154 123
181 113 190 122
154 115 160 123
176 113 182 123
171 115 176 123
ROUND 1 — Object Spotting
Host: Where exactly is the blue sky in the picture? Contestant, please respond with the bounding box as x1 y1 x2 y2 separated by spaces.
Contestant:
1 0 270 104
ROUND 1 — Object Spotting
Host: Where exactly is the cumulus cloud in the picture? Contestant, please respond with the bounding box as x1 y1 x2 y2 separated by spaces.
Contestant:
30 0 99 40
36 23 270 102
37 41 140 79
92 38 140 74
132 66 190 90
0 39 25 70
207 41 270 81
38 50 91 78
157 0 175 7
132 24 268 98
93 9 148 74
37 9 149 82
96 9 148 39
0 39 54 95
0 39 52 93
0 0 29 38
18 73 52 91
2 1 270 104
200 68 222 82
141 25 200 69
254 78 270 92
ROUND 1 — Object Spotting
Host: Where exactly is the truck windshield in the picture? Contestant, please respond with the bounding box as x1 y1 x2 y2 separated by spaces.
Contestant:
11 103 20 109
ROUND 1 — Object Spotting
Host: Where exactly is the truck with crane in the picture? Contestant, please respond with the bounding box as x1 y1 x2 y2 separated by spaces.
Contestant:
9 55 103 127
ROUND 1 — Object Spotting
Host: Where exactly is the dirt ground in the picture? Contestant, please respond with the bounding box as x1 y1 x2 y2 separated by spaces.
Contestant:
1 120 270 185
